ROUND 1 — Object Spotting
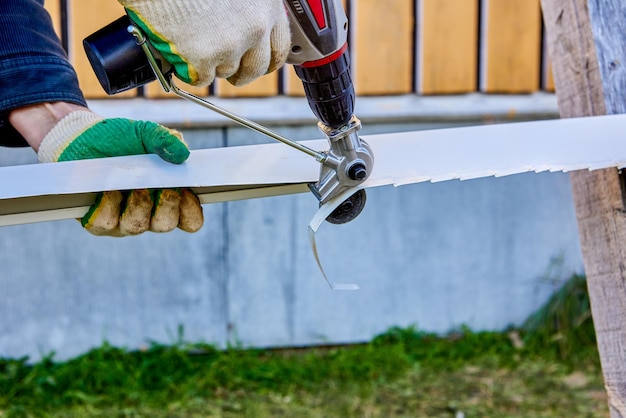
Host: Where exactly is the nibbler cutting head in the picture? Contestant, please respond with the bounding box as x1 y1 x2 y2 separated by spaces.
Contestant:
310 116 373 223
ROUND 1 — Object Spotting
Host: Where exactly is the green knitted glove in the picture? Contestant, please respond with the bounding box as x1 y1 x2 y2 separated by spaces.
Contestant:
38 110 204 236
118 0 291 86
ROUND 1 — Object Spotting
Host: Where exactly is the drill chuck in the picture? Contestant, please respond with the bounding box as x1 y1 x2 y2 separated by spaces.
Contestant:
294 48 355 129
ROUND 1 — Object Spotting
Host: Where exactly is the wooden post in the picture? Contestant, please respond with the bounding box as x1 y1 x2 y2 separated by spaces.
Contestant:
541 1 626 416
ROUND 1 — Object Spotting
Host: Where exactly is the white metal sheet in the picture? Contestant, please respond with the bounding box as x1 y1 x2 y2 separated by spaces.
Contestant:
1 114 626 226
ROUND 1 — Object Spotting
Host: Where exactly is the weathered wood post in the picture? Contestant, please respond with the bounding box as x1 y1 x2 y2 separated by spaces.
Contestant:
540 1 626 416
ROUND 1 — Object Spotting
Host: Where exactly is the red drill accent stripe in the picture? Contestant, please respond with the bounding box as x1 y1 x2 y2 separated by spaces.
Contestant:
306 0 327 29
301 43 347 68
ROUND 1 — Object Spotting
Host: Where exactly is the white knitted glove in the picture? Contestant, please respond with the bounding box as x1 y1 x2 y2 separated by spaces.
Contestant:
118 0 291 86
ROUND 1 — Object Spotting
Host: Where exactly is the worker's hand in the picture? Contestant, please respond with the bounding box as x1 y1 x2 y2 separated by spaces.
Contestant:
38 110 204 236
118 0 291 87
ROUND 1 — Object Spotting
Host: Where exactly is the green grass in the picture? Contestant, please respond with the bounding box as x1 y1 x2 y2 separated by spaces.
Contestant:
0 275 607 417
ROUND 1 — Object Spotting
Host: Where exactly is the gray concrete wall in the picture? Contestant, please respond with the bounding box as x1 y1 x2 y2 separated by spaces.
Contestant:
0 95 583 361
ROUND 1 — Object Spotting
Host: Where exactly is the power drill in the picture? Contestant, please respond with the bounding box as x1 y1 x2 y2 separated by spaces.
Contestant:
284 0 371 223
284 0 352 128
84 0 372 224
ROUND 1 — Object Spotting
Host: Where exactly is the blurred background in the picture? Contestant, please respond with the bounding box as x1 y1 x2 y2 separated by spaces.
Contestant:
0 0 584 362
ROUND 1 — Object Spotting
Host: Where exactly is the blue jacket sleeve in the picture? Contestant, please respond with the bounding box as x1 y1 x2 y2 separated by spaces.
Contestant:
0 0 87 147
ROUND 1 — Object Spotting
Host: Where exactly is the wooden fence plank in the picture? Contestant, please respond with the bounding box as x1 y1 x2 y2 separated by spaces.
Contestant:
481 0 542 93
542 26 555 92
352 0 414 95
60 0 556 99
144 78 208 99
544 59 555 92
418 0 478 94
216 73 278 98
284 66 305 96
67 0 134 99
542 0 626 414
43 0 62 39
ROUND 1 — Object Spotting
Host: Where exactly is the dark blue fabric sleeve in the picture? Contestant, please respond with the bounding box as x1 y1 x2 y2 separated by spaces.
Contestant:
0 0 87 146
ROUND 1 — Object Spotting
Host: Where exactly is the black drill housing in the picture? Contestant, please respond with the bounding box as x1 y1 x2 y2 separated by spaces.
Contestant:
294 50 355 129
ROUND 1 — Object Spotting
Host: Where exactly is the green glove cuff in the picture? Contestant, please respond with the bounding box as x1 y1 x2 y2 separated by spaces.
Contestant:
38 111 190 164
125 7 196 84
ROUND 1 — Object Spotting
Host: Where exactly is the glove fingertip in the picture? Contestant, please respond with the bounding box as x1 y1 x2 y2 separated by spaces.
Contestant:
119 189 153 235
178 189 204 233
150 189 182 232
160 141 190 165
226 47 270 86
82 191 124 236
139 121 190 164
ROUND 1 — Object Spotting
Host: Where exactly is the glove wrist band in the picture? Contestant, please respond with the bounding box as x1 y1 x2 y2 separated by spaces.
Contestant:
38 110 103 163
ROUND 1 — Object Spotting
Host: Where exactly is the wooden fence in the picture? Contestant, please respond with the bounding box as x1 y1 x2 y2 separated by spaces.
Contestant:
44 0 553 100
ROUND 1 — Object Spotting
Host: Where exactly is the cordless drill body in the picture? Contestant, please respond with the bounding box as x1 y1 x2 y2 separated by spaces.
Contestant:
284 0 372 219
283 0 354 129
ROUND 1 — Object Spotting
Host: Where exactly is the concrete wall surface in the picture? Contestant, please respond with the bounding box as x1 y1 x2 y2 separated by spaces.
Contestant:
0 98 583 361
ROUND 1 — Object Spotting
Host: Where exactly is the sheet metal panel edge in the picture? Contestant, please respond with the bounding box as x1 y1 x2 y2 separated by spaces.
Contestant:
1 114 626 225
